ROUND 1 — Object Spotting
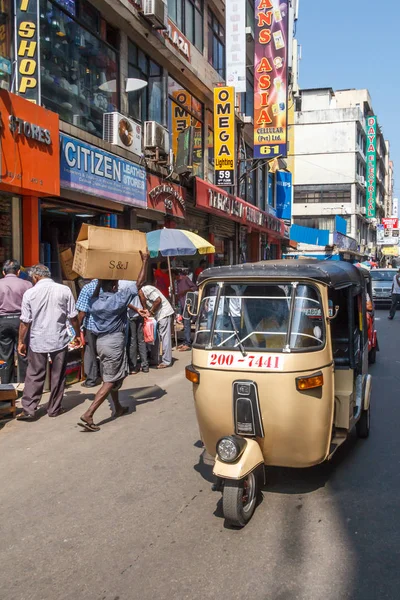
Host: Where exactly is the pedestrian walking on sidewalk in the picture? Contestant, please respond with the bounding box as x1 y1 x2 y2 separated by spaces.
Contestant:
173 269 197 352
78 252 149 432
388 268 400 320
76 278 101 387
17 264 81 420
138 283 174 369
0 259 32 383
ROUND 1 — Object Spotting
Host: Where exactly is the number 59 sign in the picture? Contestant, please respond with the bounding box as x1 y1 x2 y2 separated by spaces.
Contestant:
214 87 235 187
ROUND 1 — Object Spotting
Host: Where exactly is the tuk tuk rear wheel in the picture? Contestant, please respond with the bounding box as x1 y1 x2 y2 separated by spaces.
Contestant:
222 472 258 527
356 405 370 439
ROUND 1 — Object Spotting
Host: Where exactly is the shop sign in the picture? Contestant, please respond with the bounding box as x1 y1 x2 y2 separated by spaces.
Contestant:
332 232 358 252
276 170 292 222
196 178 285 236
0 90 59 195
166 19 191 62
171 89 191 158
382 246 399 256
214 86 235 187
226 0 246 93
366 115 377 219
382 217 398 229
147 174 185 218
60 133 147 208
393 198 398 218
254 0 288 159
14 0 40 104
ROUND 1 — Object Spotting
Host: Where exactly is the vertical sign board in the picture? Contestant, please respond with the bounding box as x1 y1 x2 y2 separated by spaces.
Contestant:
214 87 235 187
254 0 289 159
226 0 246 93
276 170 292 222
392 198 398 218
14 0 40 103
366 116 377 219
171 90 191 157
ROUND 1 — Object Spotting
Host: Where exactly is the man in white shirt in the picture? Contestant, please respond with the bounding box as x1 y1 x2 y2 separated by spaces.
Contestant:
17 264 81 420
388 268 400 320
139 284 174 369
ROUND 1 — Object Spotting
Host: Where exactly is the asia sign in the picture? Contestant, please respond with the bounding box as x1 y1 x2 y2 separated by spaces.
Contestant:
226 0 246 93
214 87 235 187
254 0 289 159
14 0 40 104
366 116 377 219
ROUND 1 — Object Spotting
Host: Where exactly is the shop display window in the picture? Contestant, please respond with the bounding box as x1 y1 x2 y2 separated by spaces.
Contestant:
168 77 204 177
0 196 12 266
40 0 118 138
127 41 163 125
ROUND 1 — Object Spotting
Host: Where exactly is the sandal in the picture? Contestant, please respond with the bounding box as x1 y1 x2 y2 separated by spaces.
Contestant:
78 417 100 432
157 363 170 369
178 345 191 352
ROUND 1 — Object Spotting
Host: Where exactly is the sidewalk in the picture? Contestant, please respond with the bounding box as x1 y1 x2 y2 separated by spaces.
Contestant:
0 349 190 434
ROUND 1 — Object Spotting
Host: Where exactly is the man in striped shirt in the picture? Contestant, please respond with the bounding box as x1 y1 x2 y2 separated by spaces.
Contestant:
17 264 81 420
76 279 101 387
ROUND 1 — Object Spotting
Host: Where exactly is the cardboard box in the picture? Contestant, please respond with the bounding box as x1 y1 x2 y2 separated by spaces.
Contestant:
63 280 77 301
73 224 147 280
60 248 79 280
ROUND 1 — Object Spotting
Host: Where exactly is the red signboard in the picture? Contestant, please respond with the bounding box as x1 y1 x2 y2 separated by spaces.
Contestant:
382 217 398 229
147 174 185 219
195 178 284 237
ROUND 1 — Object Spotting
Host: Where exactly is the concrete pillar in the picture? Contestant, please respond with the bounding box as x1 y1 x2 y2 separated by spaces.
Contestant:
22 196 39 267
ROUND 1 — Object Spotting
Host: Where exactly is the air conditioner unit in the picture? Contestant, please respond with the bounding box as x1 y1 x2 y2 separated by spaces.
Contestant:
361 207 367 215
245 25 254 41
144 121 169 154
103 112 142 156
141 0 166 29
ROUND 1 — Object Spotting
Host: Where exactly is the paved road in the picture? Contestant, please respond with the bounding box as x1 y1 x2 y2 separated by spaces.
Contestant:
1 311 400 600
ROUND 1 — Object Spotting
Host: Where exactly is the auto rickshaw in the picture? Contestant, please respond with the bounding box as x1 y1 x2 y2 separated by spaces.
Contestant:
186 260 372 527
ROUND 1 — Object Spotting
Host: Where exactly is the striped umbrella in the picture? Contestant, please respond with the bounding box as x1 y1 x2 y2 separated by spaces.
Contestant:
146 228 215 258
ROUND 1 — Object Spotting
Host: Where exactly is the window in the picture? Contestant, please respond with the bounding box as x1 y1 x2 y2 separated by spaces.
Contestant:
168 0 204 51
294 216 335 232
127 41 163 124
194 283 324 352
168 77 204 177
294 186 351 204
40 0 119 138
240 69 254 119
208 10 225 77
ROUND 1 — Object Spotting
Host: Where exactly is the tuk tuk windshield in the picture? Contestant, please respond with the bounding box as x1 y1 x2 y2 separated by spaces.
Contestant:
195 282 325 352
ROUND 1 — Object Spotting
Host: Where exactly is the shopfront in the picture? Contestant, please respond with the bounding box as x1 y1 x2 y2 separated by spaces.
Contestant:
0 90 60 268
195 178 285 264
39 132 147 280
139 174 185 231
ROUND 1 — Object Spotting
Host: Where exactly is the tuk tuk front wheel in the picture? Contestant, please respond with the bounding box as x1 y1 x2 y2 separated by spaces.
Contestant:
222 472 258 527
356 405 370 439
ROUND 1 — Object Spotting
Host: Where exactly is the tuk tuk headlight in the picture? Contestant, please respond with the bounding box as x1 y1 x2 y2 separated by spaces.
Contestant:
216 436 246 463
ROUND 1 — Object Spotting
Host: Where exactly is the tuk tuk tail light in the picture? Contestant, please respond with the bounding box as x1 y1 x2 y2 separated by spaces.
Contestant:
185 365 200 385
296 372 324 391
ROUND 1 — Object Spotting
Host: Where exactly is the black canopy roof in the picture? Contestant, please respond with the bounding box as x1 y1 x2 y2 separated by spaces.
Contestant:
198 260 365 289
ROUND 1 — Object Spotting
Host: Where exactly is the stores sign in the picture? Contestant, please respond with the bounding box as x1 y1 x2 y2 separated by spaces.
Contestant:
366 116 377 219
214 87 235 187
60 134 147 208
14 0 40 104
254 0 289 159
226 0 246 93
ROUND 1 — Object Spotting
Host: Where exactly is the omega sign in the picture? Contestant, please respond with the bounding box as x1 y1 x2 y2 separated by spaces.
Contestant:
14 0 40 104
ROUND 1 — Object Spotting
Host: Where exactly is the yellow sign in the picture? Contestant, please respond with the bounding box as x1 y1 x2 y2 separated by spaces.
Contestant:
171 90 191 157
15 0 40 103
382 246 399 256
213 86 235 187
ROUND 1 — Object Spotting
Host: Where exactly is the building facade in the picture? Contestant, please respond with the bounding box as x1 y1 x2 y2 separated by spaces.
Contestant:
0 0 300 272
291 87 387 256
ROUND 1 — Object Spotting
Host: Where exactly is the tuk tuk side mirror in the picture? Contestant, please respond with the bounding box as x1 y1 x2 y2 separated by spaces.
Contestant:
186 291 199 317
327 305 340 321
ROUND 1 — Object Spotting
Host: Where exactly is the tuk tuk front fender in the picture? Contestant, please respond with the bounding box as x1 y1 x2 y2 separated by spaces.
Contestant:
213 438 264 480
363 374 372 411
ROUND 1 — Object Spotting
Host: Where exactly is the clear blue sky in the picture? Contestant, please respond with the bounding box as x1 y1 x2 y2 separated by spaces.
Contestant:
297 0 400 196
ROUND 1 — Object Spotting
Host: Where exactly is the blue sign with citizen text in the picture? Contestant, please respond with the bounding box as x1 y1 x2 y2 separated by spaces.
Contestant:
60 133 147 208
276 170 292 222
